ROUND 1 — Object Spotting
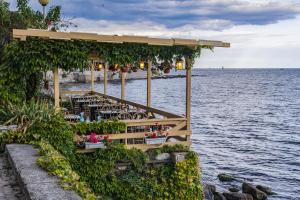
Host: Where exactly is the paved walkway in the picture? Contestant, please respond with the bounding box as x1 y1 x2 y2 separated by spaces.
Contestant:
0 153 24 200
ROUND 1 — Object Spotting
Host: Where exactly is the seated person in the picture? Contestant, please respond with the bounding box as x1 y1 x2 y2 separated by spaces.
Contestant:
41 80 54 101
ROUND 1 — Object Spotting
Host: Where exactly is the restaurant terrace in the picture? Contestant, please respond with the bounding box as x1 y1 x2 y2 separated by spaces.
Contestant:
12 29 230 152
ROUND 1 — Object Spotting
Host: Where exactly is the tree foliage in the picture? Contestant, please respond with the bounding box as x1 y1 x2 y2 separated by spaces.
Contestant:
0 0 73 104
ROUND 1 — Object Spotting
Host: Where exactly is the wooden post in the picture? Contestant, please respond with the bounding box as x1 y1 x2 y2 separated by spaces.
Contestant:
185 57 192 132
121 72 126 100
53 66 60 109
147 60 152 107
104 63 108 95
91 62 95 92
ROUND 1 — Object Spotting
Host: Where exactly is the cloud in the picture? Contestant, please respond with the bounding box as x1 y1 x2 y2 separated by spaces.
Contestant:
71 14 300 68
8 0 300 30
7 0 300 68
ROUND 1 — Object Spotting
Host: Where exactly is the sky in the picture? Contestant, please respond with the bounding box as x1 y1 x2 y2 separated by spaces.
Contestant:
7 0 300 68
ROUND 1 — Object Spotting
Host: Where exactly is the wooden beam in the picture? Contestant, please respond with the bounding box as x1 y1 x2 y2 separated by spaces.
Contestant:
147 60 152 107
121 72 125 100
104 63 108 95
121 118 187 126
99 130 192 140
61 90 89 95
93 92 183 118
185 57 192 131
126 141 192 151
198 40 230 48
91 62 95 92
13 29 230 48
53 66 60 109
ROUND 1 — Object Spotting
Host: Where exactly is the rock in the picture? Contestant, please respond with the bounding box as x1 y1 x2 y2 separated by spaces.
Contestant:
218 173 235 182
242 182 267 200
170 152 187 163
229 186 240 193
155 153 170 161
204 184 216 200
214 192 226 200
256 185 273 195
223 192 253 200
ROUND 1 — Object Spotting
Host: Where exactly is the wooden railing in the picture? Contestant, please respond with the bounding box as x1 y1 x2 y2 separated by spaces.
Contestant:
62 90 191 151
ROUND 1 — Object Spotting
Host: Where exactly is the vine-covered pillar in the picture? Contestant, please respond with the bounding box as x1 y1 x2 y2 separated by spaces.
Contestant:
91 62 95 92
185 57 192 136
121 72 126 100
104 62 108 95
53 66 60 109
147 60 152 107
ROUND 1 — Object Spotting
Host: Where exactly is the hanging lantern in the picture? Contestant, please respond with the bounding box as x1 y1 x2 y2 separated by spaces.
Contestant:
98 63 103 70
139 61 145 70
176 59 184 70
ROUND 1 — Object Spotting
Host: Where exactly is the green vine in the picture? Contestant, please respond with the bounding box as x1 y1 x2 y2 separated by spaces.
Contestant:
72 121 126 135
36 140 97 200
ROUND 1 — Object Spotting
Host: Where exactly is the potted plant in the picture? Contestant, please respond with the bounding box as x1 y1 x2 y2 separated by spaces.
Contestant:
162 61 172 74
109 64 118 72
121 65 130 73
132 66 138 72
145 131 168 145
84 133 112 149
164 68 171 74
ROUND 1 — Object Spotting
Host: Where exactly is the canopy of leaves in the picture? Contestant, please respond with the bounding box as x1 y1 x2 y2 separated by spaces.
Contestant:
0 0 73 104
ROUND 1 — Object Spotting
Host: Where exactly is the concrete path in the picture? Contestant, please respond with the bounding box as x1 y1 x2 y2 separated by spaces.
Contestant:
0 153 24 200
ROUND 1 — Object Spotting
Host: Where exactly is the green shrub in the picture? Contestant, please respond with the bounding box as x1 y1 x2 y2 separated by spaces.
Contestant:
71 144 203 200
72 121 126 135
36 140 97 200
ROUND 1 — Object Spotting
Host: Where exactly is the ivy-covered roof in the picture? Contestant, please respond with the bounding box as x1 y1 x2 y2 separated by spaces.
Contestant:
8 29 229 72
13 29 230 48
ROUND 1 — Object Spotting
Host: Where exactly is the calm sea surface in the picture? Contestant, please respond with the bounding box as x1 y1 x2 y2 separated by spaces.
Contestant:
65 69 300 199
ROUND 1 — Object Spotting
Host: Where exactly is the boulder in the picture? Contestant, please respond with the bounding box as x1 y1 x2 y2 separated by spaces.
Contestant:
242 182 267 200
229 186 240 193
214 192 226 200
256 185 273 195
155 153 170 161
218 173 235 182
170 152 187 163
223 192 253 200
204 184 216 200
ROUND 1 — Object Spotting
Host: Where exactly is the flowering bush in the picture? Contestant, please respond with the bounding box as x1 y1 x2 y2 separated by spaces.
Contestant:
145 131 168 139
87 133 112 143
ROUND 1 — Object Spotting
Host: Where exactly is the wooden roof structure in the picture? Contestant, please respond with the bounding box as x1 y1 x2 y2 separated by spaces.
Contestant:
13 29 230 48
11 28 230 150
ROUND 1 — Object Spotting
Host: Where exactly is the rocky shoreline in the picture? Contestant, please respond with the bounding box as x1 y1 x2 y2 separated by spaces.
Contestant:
205 173 274 200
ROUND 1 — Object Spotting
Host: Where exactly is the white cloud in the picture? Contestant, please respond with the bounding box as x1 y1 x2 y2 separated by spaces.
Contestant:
70 14 300 68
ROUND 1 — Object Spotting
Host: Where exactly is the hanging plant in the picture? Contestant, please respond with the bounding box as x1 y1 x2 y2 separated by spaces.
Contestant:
120 65 130 73
109 64 118 72
162 61 172 74
132 64 138 72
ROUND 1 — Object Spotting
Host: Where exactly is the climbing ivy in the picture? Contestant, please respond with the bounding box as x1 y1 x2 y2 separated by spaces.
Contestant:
72 121 126 135
36 140 97 200
0 0 75 104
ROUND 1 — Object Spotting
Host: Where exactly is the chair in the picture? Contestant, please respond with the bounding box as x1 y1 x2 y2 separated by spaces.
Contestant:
117 112 132 120
132 112 148 120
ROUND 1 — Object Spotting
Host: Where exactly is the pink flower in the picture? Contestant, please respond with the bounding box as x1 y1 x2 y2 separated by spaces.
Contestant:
89 133 99 143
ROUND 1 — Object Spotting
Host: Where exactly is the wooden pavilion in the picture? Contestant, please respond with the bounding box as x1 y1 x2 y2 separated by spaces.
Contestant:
12 29 230 151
